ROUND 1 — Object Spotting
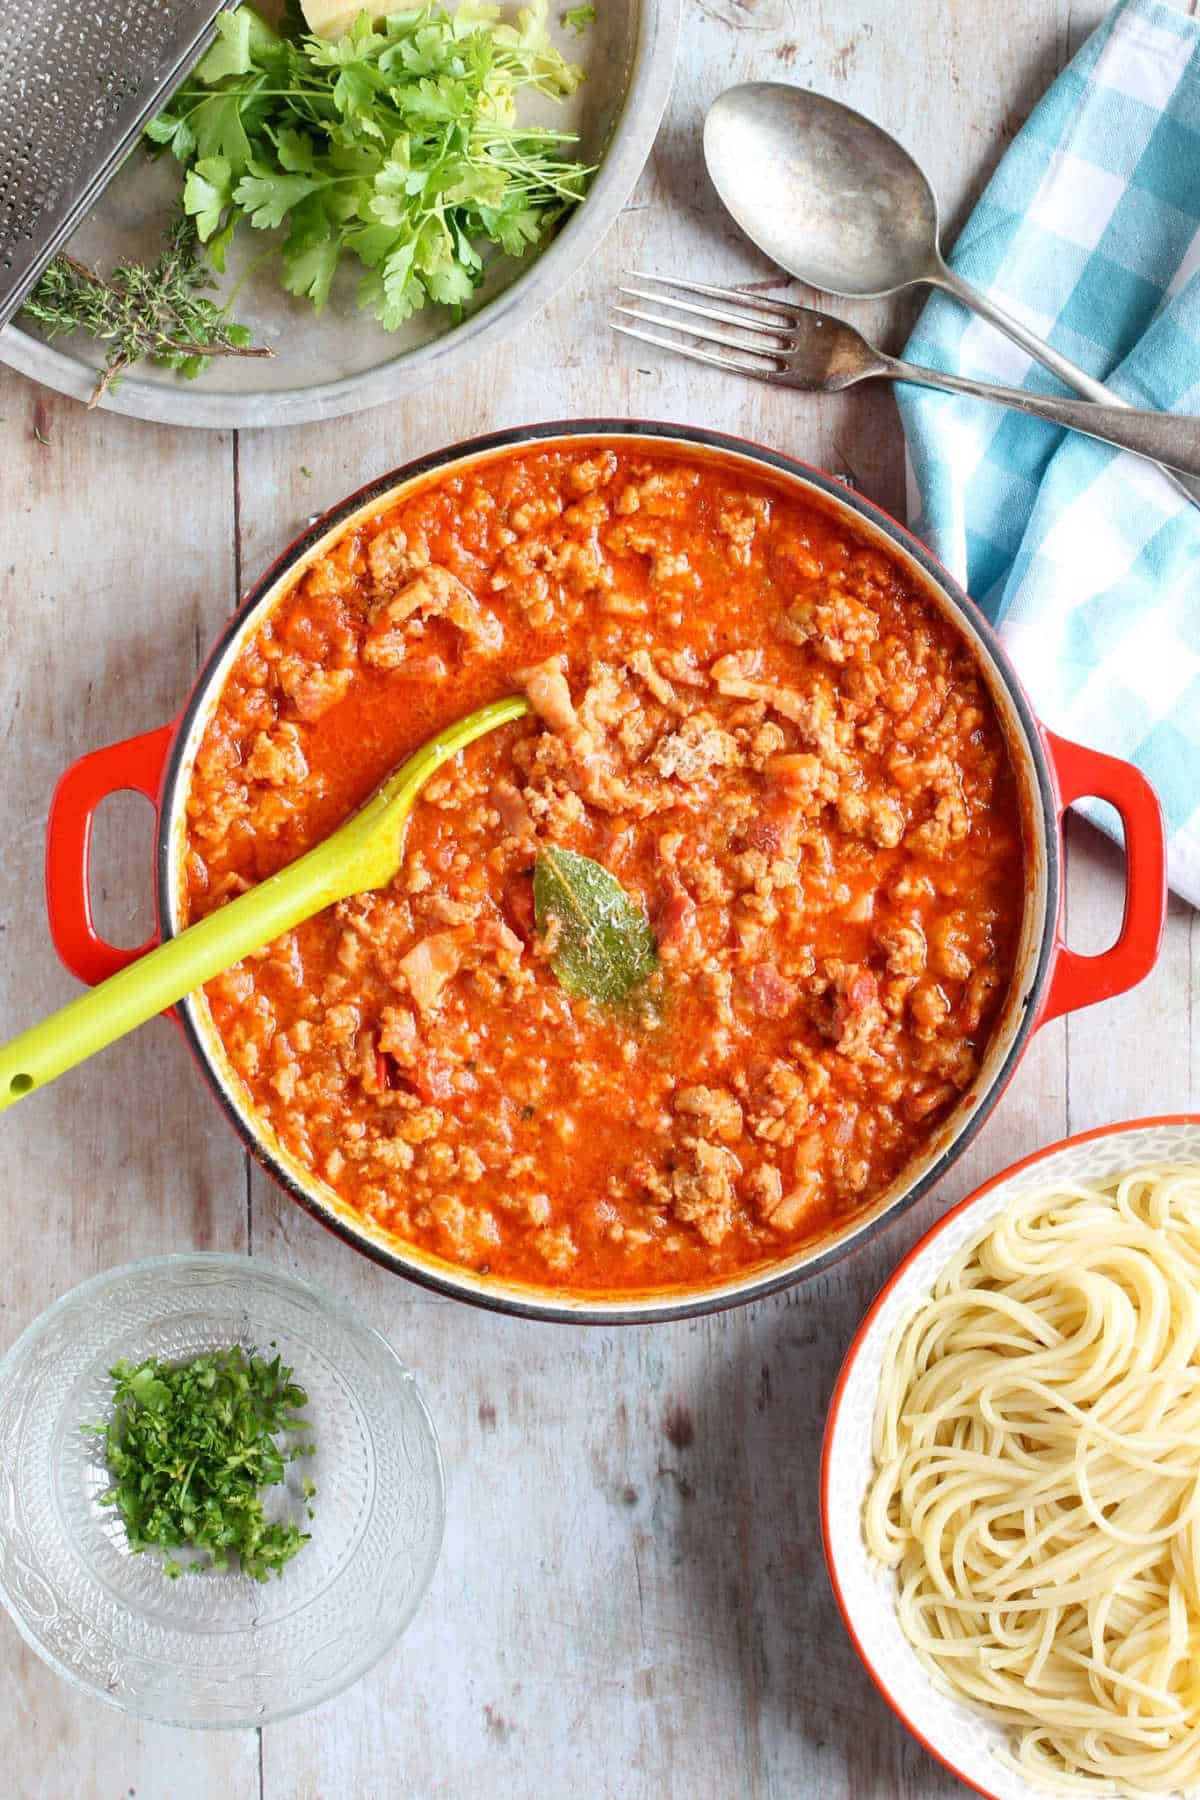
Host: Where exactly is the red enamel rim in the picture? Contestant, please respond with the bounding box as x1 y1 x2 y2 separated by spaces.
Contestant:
820 1112 1200 1800
38 421 1164 1322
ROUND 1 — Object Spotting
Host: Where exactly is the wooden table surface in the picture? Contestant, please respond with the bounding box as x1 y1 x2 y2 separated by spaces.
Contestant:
3 2 1197 1795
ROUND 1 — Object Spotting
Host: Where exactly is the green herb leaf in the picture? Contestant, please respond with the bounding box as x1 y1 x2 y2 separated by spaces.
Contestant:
197 6 276 82
561 4 595 34
533 846 658 1005
234 164 324 231
85 1346 315 1582
184 156 234 240
143 111 191 153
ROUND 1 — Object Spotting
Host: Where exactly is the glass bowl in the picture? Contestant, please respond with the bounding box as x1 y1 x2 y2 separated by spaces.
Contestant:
0 1254 444 1727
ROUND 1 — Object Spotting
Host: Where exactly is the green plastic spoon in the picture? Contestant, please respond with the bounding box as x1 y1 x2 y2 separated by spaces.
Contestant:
0 694 530 1113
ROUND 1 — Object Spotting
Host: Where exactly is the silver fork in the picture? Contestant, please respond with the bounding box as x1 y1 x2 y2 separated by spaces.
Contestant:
612 272 1200 481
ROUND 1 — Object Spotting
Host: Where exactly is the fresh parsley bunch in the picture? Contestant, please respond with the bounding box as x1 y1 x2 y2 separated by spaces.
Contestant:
147 1 591 328
88 1347 316 1582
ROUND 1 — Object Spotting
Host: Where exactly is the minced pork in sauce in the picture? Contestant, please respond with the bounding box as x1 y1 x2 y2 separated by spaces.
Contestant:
183 444 1024 1293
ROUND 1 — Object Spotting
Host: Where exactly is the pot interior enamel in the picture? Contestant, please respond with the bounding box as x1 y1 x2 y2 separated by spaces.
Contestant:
157 424 1056 1323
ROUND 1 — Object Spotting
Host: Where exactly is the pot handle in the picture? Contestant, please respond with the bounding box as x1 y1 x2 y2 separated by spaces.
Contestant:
1038 729 1167 1026
45 724 173 986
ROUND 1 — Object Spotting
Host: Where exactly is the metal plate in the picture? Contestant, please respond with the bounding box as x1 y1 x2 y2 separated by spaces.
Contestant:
0 0 677 429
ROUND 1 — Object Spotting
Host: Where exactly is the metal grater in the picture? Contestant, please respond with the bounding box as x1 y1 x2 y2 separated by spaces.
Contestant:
0 0 237 331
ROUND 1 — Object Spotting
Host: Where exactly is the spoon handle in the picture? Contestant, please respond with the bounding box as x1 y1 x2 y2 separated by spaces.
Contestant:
0 694 529 1113
933 263 1200 506
879 351 1200 480
0 827 363 1115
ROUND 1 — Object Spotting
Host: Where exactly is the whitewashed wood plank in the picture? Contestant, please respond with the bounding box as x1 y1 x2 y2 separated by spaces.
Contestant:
1064 817 1196 1128
0 367 257 1800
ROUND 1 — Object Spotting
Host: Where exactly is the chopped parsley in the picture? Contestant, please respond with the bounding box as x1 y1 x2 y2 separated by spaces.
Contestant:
561 4 594 32
86 1347 315 1581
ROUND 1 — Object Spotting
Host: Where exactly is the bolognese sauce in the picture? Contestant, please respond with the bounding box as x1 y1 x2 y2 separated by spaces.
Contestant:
183 444 1024 1293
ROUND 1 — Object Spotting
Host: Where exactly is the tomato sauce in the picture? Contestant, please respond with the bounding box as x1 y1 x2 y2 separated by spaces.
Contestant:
184 444 1025 1294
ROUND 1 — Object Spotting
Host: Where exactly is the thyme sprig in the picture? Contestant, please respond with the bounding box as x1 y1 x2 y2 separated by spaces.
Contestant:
19 214 268 407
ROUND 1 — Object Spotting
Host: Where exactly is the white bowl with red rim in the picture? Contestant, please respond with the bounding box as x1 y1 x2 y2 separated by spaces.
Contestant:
821 1114 1200 1800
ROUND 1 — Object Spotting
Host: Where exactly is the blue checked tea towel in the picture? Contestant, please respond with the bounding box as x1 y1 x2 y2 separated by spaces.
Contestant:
897 0 1200 904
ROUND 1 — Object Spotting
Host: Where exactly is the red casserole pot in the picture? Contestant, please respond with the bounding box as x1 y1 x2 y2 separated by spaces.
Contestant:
42 422 1169 1323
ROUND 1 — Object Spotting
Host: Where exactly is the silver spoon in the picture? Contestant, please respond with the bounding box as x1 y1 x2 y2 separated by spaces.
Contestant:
703 82 1200 506
612 273 1200 477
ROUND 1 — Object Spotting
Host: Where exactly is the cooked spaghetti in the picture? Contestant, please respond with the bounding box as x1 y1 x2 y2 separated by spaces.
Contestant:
865 1164 1200 1795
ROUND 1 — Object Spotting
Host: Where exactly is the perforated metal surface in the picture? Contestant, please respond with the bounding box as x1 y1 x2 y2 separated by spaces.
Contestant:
0 0 233 328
